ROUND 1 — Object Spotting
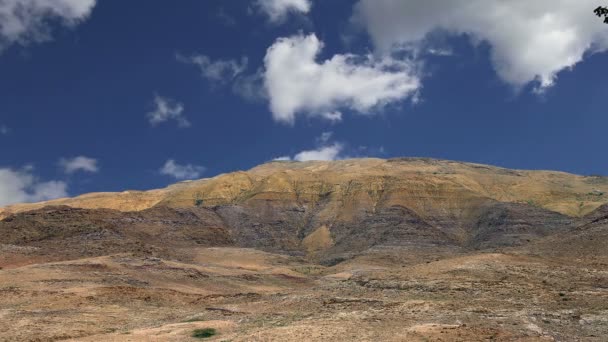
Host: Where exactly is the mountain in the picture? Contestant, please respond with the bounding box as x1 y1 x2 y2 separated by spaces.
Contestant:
2 158 608 341
3 158 605 262
3 158 608 219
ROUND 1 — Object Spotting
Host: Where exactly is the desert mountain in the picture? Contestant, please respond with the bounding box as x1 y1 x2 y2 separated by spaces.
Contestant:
3 158 607 219
0 158 608 217
2 158 608 341
1 158 607 264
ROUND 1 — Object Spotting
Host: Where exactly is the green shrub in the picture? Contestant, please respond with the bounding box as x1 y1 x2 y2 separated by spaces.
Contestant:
192 328 217 339
193 191 204 207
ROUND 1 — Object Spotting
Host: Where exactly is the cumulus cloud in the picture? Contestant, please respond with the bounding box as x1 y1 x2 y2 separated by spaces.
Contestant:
147 95 190 128
263 33 421 124
59 156 98 174
0 167 67 206
353 0 608 90
0 0 96 52
275 144 345 162
255 0 311 23
177 53 248 84
275 132 347 162
292 143 345 161
159 159 205 180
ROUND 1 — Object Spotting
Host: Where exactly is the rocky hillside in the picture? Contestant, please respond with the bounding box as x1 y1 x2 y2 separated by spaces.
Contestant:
3 158 608 218
3 158 608 341
2 158 607 265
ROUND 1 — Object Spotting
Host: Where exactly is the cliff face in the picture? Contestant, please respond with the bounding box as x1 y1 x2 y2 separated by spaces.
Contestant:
1 158 606 264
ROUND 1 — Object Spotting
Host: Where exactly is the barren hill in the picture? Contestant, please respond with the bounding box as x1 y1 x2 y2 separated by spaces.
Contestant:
3 158 606 262
1 158 608 341
3 158 608 219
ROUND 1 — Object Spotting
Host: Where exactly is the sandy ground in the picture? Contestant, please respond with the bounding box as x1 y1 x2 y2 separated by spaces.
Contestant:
1 246 607 341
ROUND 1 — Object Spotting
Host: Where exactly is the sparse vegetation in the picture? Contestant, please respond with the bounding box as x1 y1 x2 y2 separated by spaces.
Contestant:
192 328 217 339
313 181 333 204
293 265 325 275
193 191 204 207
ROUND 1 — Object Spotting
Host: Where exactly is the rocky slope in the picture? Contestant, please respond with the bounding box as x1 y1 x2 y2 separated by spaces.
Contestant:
3 158 608 220
0 158 605 265
521 203 608 263
2 158 608 341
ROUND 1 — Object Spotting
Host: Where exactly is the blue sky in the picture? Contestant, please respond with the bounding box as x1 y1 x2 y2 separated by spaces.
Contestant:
1 0 607 205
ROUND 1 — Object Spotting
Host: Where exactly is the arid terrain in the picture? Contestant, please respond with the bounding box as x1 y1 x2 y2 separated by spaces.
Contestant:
1 158 608 341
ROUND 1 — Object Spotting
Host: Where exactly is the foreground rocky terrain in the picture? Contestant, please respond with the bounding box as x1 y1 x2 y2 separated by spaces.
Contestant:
1 158 607 341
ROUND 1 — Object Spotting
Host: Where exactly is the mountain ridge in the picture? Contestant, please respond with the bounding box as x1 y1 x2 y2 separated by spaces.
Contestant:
2 157 608 220
2 157 606 265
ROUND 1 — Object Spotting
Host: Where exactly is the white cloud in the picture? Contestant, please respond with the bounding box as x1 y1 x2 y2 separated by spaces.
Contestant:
255 0 311 23
177 53 248 84
263 33 421 124
0 167 67 206
353 0 608 90
147 95 190 128
427 48 453 56
0 0 96 52
293 143 344 161
321 111 343 123
160 159 205 180
59 156 98 174
275 132 347 162
273 132 387 162
0 125 8 135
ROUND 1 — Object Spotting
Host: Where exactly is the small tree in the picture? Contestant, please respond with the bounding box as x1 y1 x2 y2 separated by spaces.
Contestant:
193 191 204 207
594 6 608 23
191 328 216 339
